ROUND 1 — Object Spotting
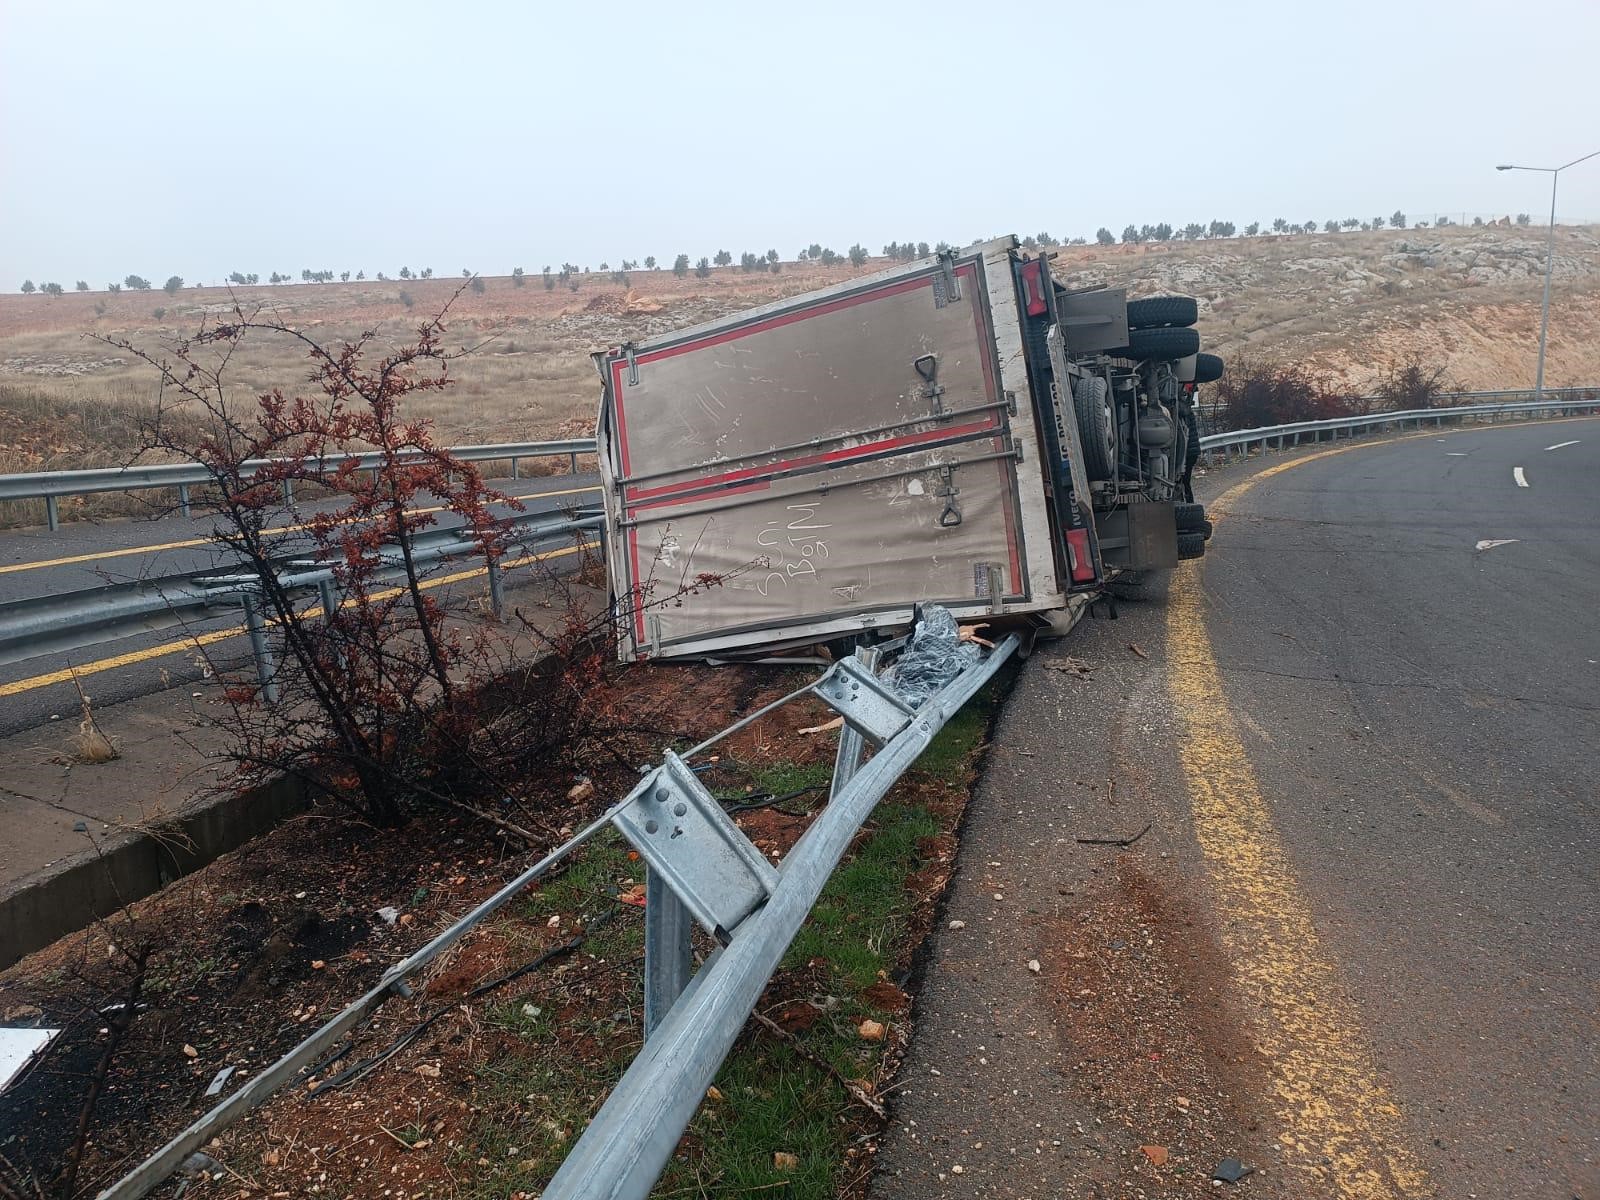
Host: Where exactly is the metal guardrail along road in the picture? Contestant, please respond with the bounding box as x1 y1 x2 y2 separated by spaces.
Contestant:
0 439 599 530
96 620 1017 1200
1199 390 1599 458
0 509 603 680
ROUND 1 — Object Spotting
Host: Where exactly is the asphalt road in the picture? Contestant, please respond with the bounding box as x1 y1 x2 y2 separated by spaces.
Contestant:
0 474 602 734
875 417 1599 1199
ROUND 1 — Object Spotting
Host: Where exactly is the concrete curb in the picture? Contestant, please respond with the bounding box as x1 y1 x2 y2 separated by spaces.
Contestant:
0 772 310 970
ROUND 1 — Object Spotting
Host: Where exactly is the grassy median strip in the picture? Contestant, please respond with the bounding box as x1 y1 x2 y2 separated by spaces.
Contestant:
441 681 1004 1199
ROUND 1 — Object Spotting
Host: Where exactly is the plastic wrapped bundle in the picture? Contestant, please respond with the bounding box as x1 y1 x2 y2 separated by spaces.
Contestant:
886 605 982 709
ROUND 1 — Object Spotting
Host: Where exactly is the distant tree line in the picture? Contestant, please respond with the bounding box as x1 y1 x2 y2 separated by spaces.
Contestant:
15 211 1555 296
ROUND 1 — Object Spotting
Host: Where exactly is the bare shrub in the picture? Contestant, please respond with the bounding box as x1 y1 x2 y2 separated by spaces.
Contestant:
1213 355 1360 430
1374 353 1455 410
102 296 723 833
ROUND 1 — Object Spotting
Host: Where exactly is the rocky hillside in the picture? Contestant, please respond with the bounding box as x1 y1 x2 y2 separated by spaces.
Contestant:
1052 224 1600 393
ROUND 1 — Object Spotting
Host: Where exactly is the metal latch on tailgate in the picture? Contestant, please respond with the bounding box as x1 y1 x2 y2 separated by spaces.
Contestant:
914 354 946 419
936 466 962 527
623 343 639 386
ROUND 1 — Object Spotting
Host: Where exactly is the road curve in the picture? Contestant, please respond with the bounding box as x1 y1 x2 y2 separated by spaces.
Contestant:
872 416 1598 1200
1182 417 1599 1196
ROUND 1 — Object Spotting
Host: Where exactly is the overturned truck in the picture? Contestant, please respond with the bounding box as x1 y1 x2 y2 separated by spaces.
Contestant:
594 235 1223 661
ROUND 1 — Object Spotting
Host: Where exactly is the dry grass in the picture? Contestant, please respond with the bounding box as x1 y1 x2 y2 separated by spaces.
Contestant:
70 675 119 763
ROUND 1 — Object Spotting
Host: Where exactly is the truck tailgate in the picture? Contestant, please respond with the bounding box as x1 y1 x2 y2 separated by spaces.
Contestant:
597 254 1031 659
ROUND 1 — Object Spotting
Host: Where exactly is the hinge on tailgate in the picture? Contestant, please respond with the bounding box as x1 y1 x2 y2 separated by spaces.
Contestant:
931 252 963 308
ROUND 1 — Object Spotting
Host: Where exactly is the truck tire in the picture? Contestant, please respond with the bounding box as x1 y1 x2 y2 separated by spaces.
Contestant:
1073 376 1116 481
1106 569 1170 601
1126 295 1198 329
1175 501 1209 535
1193 352 1225 383
1110 326 1201 362
1177 532 1207 560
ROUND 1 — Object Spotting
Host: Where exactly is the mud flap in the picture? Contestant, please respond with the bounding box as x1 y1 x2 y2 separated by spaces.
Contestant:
1093 501 1179 571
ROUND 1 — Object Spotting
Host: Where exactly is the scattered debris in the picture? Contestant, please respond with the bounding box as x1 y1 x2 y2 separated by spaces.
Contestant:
203 1066 235 1098
617 883 647 907
1474 538 1518 551
1076 822 1153 848
1027 959 1042 974
1127 643 1149 660
947 919 966 930
0 1027 58 1093
181 1043 198 1059
1045 656 1096 676
1140 1144 1169 1166
414 1062 441 1078
566 777 595 803
1212 1157 1252 1183
772 1151 799 1172
857 1019 885 1042
705 1085 725 1103
376 905 400 925
799 716 845 736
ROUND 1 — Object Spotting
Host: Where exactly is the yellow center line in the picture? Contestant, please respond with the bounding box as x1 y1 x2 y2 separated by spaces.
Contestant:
0 484 602 576
0 542 591 698
1166 438 1431 1196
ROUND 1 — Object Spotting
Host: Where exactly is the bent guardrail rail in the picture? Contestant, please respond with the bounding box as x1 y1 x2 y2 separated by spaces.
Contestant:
1199 391 1599 458
0 509 602 674
94 624 1017 1200
0 438 599 530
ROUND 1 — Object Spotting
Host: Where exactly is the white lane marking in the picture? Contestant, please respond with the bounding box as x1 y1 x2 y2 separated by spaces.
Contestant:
1545 440 1579 451
1513 467 1529 488
1475 539 1519 551
1445 452 1468 456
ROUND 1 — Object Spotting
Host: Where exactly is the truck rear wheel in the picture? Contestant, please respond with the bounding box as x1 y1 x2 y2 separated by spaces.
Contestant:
1194 352 1225 383
1110 326 1201 362
1175 501 1210 535
1126 295 1198 329
1073 376 1116 481
1106 569 1170 601
1177 532 1207 560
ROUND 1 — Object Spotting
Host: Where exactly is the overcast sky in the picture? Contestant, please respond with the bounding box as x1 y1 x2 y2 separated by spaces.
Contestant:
3 0 1598 289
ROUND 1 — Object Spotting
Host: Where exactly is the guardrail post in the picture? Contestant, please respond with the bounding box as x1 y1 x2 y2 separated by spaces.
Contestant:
486 556 504 617
569 451 578 474
282 479 294 507
511 456 520 480
1292 431 1300 446
44 495 59 532
178 483 192 519
241 594 280 705
317 579 339 622
643 869 694 1037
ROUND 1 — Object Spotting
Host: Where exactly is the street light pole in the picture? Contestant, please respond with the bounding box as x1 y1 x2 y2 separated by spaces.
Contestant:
1496 149 1600 401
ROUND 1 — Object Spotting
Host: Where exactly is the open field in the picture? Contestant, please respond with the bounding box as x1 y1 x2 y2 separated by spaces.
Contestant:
3 225 1598 490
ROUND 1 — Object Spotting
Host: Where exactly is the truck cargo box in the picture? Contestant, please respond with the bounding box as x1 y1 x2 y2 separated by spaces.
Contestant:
595 238 1100 661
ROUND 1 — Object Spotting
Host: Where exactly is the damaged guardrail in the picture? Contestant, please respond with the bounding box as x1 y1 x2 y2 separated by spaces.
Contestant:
0 508 602 674
0 438 598 531
1199 392 1599 460
95 609 1016 1200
